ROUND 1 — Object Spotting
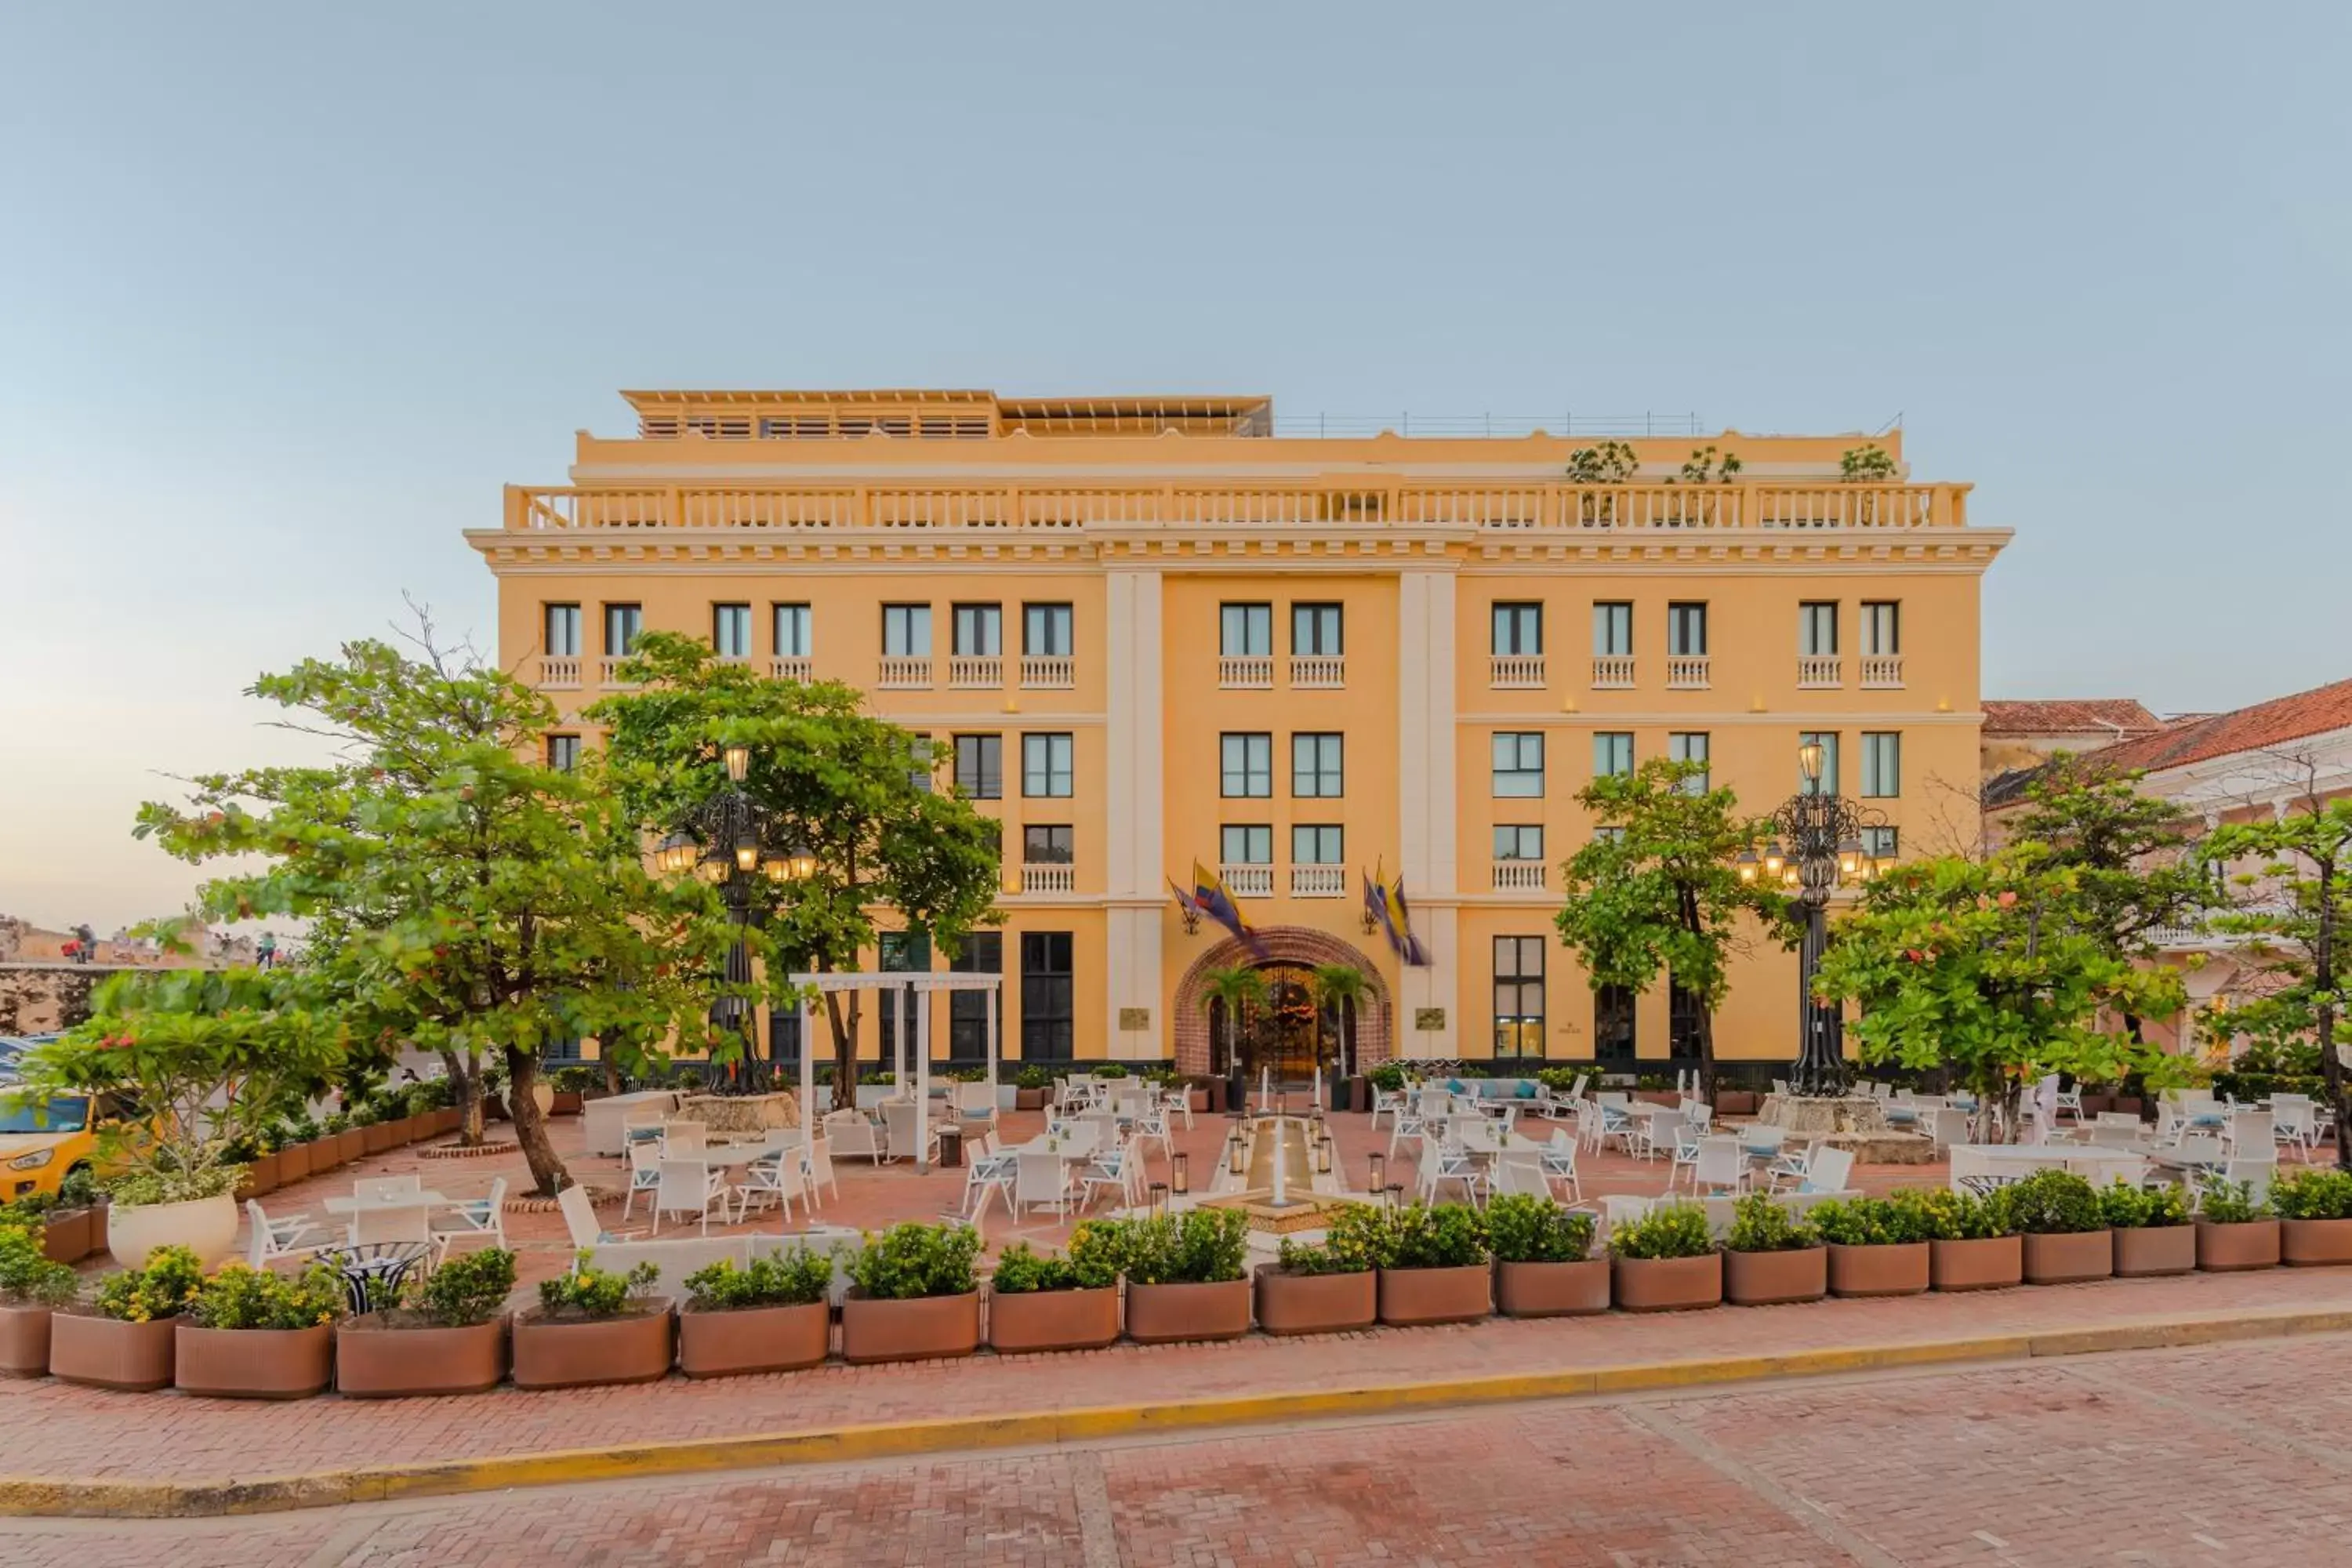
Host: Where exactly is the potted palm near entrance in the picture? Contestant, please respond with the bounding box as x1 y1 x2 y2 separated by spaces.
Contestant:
840 1222 983 1364
1487 1195 1606 1316
1607 1202 1722 1312
1722 1193 1826 1305
338 1247 517 1396
1124 1208 1252 1343
680 1248 837 1376
2101 1180 2195 1277
0 1221 78 1376
988 1224 1127 1353
1254 1207 1377 1335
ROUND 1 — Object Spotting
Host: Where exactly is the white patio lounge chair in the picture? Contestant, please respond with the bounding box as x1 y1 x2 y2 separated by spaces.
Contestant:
651 1159 728 1236
245 1199 338 1271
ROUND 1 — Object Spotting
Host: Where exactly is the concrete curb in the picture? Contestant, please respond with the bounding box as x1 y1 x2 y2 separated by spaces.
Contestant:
6 1304 2350 1520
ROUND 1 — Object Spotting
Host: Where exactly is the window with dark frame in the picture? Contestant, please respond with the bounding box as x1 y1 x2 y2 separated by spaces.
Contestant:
1019 932 1074 1063
953 734 1002 800
1494 936 1545 1059
1492 602 1543 655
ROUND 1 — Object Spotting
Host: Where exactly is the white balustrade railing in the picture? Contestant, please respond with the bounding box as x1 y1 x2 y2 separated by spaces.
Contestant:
1490 655 1545 690
1219 655 1274 689
598 656 639 688
1290 655 1345 689
1021 863 1076 895
1666 656 1711 690
1797 655 1842 688
947 655 1003 689
1490 861 1548 892
1020 655 1075 690
539 655 581 690
771 656 813 682
1290 865 1347 898
877 656 932 689
1860 655 1905 689
1219 863 1274 898
1591 655 1636 689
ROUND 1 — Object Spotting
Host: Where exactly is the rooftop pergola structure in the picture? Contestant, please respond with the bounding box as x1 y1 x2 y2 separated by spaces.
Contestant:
788 971 1003 1175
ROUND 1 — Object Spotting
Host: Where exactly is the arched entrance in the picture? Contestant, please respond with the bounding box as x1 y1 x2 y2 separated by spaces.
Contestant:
1171 927 1394 1080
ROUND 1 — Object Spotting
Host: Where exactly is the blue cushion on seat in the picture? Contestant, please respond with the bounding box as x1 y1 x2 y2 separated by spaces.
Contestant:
1446 1078 1466 1094
1515 1082 1538 1100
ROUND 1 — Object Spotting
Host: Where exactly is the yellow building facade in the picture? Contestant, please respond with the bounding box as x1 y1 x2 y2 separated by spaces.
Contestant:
469 390 2008 1077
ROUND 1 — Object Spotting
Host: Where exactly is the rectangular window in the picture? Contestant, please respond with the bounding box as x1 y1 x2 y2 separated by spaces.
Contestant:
1219 603 1272 657
772 603 811 658
1221 824 1272 864
1494 937 1545 1060
1291 733 1344 797
543 604 582 658
1492 601 1543 656
1594 983 1636 1063
947 933 1001 1065
1293 824 1344 864
1861 731 1902 797
1862 825 1900 858
1023 602 1073 656
1022 733 1073 797
1799 731 1841 796
952 603 1002 657
1592 825 1627 845
1668 978 1705 1063
1592 601 1632 657
602 603 642 657
1022 824 1073 864
1493 732 1545 797
882 604 932 657
1493 824 1544 861
1668 602 1709 657
1221 732 1273 797
1668 731 1710 792
1019 932 1074 1063
953 734 1002 800
1291 602 1343 655
1798 601 1838 657
1860 601 1901 656
712 603 752 658
546 734 581 773
1592 731 1634 779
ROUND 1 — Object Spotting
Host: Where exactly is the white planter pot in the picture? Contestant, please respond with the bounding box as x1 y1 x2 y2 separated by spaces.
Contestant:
528 1080 555 1117
107 1192 240 1271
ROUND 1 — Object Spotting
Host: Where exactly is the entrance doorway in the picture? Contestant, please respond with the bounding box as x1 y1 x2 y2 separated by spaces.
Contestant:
1210 963 1357 1085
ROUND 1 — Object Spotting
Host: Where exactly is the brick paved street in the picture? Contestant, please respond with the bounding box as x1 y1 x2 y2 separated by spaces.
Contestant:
8 1332 2352 1566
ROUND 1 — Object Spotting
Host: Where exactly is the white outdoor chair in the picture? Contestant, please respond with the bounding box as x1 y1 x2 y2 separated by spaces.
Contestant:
556 1181 644 1250
1573 1098 1606 1153
883 1100 938 1167
1013 1151 1072 1219
953 1080 1000 1131
1691 1136 1748 1196
651 1159 728 1235
1634 1109 1684 1163
429 1178 507 1263
1668 1123 1706 1192
2209 1156 2277 1207
1539 1129 1582 1200
1766 1136 1822 1191
350 1203 431 1248
2174 1132 2225 1167
1419 1135 1487 1207
1595 1099 1637 1154
1798 1148 1855 1194
353 1175 423 1204
1770 1079 1790 1097
245 1199 337 1270
2224 1107 2273 1156
962 1134 1014 1220
621 1138 664 1222
2087 1123 2143 1149
2274 1098 2321 1158
731 1149 804 1225
2055 1081 2085 1123
1080 1137 1138 1210
662 1120 709 1156
822 1109 885 1163
1492 1150 1551 1200
798 1135 837 1208
1131 1104 1171 1163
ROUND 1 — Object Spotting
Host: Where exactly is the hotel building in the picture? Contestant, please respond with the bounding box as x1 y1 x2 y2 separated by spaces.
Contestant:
470 390 2008 1077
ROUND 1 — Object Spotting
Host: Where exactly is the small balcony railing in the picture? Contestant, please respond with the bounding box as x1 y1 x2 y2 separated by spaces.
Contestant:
1490 655 1545 690
598 656 639 689
1860 655 1905 689
1592 655 1635 689
1290 655 1345 689
1290 865 1347 898
1220 655 1273 689
1666 655 1711 690
947 655 1003 689
1491 860 1548 892
1219 863 1274 898
877 656 932 689
1021 863 1076 895
771 656 812 681
1021 655 1075 690
1797 655 1842 689
539 655 582 690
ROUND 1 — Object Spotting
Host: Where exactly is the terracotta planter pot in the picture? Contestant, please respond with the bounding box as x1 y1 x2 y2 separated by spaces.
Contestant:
362 1123 395 1155
303 1137 336 1174
1377 1263 1491 1327
434 1107 462 1135
337 1128 366 1165
1634 1090 1678 1107
235 1152 281 1200
838 1290 981 1365
2114 1224 2196 1278
1714 1091 1759 1118
2111 1097 2143 1117
401 1115 430 1144
1930 1235 2022 1292
336 1315 508 1396
679 1301 832 1377
1014 1088 1047 1111
551 1091 585 1117
2022 1229 2114 1285
110 1193 238 1270
2078 1094 2114 1117
1494 1258 1610 1317
987 1287 1122 1352
1828 1242 1929 1298
1124 1277 1251 1343
511 1303 675 1389
2198 1218 2281 1272
174 1323 333 1399
40 1208 92 1265
2281 1217 2352 1266
1188 1088 1210 1113
1253 1266 1374 1337
274 1142 312 1184
1725 1246 1828 1305
1611 1253 1722 1312
49 1312 176 1392
0 1303 54 1377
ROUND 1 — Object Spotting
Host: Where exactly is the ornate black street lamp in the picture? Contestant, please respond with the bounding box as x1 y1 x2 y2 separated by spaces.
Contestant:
654 743 815 1088
1737 739 1886 1098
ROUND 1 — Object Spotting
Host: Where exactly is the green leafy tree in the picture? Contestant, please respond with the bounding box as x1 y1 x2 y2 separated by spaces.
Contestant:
1838 444 1898 481
2202 797 2352 1168
1308 963 1369 1079
1813 848 2187 1138
131 629 739 1196
1554 759 1788 1105
1200 964 1269 1082
590 634 1002 1111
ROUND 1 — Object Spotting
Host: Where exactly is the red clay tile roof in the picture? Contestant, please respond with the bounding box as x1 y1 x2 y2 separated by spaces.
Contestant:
1981 699 2162 736
2077 677 2352 778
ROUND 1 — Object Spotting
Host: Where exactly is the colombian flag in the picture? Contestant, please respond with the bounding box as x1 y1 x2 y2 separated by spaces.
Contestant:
1191 860 1265 955
1364 859 1429 967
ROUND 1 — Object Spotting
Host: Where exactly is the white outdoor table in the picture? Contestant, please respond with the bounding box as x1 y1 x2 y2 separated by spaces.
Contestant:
1011 1135 1097 1163
321 1190 452 1215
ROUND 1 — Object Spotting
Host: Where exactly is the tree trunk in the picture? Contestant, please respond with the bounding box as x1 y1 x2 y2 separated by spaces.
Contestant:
824 990 858 1112
437 1047 487 1146
2314 858 2346 1172
1692 1007 1719 1110
503 1046 568 1197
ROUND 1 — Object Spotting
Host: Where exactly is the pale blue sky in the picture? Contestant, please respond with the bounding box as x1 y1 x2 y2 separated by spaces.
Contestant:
3 2 2347 931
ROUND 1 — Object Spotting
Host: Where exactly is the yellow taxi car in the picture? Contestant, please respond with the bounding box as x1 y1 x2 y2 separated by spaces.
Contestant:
2 1035 131 1203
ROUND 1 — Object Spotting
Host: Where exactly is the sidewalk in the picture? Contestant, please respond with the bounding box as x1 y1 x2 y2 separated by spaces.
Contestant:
5 1264 2350 1512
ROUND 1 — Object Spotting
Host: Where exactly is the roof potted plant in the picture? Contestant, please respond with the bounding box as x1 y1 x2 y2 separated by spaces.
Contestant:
1254 1209 1376 1336
175 1259 343 1399
1487 1194 1606 1317
512 1250 670 1388
840 1221 983 1364
1811 1194 1931 1298
1722 1193 1826 1305
2005 1169 2113 1284
1123 1207 1251 1343
0 1219 78 1376
2271 1168 2352 1266
988 1223 1127 1353
1607 1201 1722 1312
2101 1179 2194 1277
338 1246 516 1396
678 1247 837 1377
1915 1187 2021 1291
49 1243 204 1391
2195 1179 2280 1271
1374 1202 1492 1326
1013 1065 1052 1112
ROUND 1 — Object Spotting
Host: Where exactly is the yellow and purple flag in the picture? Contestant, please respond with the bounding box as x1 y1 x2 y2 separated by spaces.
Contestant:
1191 860 1265 955
1364 858 1429 967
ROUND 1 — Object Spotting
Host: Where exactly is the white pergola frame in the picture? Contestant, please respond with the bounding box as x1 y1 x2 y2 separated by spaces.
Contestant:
787 971 1003 1175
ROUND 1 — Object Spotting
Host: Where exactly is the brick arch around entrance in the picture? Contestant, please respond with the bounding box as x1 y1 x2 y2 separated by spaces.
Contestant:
1170 927 1394 1077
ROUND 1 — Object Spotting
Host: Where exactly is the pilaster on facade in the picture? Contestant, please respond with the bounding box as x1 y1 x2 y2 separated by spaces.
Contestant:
1104 568 1167 1057
1396 570 1461 1055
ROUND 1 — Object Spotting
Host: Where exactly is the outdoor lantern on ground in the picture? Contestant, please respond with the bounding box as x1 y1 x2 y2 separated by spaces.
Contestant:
1316 1136 1334 1175
1229 1135 1247 1177
1368 1151 1386 1192
1171 1152 1189 1195
1149 1181 1169 1219
1384 1182 1405 1209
